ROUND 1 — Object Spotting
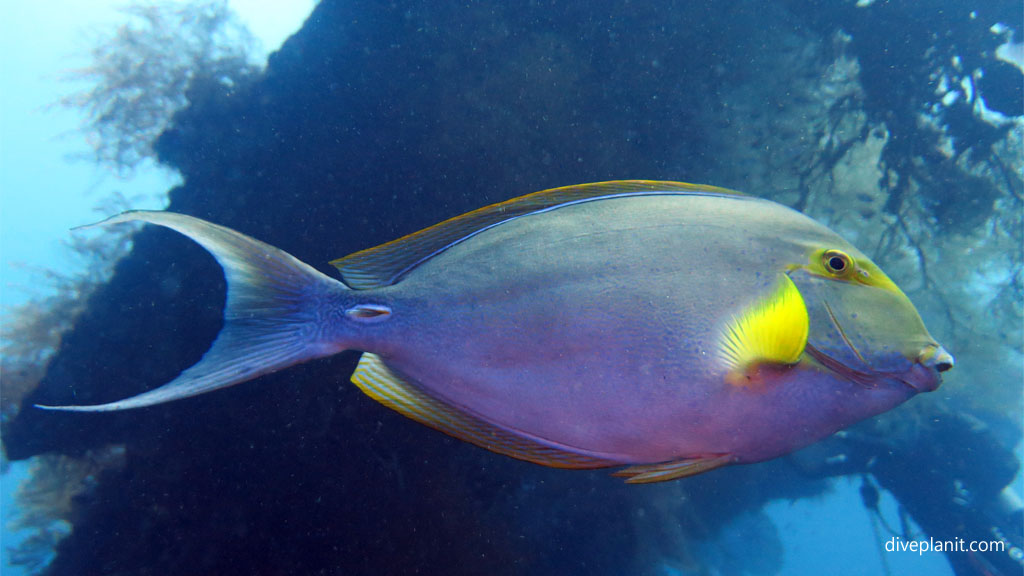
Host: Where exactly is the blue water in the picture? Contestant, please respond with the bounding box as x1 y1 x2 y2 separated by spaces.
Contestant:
2 1 1021 575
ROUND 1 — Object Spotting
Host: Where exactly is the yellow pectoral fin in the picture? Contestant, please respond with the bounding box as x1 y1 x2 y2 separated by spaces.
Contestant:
719 274 809 386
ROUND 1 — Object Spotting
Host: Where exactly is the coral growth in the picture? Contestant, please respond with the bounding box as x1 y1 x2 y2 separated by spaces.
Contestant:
5 447 125 574
57 0 258 174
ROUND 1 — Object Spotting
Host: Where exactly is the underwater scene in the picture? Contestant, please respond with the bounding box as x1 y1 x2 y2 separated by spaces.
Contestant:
1 1 1022 575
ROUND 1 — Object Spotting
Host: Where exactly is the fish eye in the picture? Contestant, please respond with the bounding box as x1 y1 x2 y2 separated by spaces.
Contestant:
822 250 852 275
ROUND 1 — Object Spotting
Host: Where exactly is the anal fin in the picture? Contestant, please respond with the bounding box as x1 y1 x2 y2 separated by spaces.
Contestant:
611 454 733 483
351 353 618 470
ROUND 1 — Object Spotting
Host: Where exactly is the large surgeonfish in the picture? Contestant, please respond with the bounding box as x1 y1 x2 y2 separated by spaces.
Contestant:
40 181 953 482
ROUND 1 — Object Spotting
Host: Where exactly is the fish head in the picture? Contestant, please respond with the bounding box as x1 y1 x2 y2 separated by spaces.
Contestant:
787 244 952 394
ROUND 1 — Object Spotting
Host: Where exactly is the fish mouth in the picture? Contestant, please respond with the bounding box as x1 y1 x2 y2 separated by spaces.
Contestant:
898 362 943 392
903 344 952 392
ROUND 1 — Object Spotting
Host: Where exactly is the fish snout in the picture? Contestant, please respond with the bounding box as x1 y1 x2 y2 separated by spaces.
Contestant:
901 344 953 393
920 344 955 373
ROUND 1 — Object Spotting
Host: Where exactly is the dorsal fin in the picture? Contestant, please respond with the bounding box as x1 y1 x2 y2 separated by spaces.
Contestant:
351 353 619 470
332 180 744 289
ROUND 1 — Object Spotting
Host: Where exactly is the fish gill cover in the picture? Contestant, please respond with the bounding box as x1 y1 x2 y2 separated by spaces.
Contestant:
2 0 1021 575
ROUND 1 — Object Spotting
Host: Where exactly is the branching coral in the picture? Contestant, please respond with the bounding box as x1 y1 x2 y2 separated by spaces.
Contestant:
57 0 258 175
5 447 126 574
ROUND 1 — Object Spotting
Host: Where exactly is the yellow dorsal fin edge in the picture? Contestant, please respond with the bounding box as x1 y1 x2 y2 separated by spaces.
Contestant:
719 274 809 383
332 180 746 289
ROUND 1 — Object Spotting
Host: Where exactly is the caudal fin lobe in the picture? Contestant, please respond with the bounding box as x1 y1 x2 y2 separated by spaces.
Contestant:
37 211 349 412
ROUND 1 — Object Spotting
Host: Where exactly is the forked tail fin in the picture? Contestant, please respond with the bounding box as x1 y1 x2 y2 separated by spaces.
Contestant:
37 211 349 412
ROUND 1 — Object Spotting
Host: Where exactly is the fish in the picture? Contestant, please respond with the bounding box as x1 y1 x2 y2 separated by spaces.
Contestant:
38 181 953 482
